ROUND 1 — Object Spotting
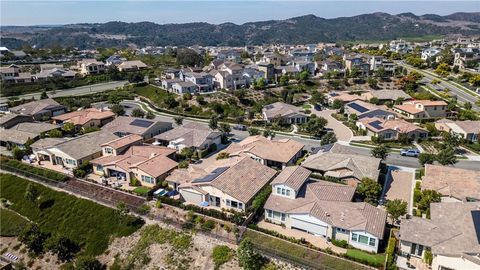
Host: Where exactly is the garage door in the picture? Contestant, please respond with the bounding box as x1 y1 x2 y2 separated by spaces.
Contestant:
180 189 203 205
290 217 328 236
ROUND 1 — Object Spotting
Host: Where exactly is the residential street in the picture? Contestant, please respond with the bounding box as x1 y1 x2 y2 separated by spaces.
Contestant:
121 100 480 171
398 61 480 111
0 80 128 103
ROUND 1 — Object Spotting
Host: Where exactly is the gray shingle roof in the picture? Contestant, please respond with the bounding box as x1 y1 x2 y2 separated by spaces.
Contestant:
270 166 311 192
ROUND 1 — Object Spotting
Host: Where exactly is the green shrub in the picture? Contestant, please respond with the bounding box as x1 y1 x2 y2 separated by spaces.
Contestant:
331 239 348 248
137 204 151 215
212 245 233 269
413 189 422 204
201 220 216 231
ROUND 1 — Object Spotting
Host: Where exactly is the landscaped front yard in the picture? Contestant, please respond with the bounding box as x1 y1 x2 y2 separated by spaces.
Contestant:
346 249 385 267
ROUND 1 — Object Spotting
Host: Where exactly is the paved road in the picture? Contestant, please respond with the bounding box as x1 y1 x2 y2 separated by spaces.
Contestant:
398 62 480 111
122 100 480 171
0 81 127 103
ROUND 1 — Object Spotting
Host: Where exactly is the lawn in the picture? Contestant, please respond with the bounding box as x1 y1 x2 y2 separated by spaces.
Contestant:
346 249 385 267
0 208 30 236
132 84 173 105
133 186 151 196
0 173 144 256
244 229 371 270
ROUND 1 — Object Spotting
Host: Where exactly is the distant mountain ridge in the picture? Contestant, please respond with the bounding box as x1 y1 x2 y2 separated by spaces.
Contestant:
1 12 480 49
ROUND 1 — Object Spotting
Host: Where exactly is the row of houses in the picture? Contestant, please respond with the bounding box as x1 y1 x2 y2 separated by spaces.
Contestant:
0 58 147 83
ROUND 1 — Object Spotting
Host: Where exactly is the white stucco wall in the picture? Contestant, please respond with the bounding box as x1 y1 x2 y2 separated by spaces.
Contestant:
432 255 480 270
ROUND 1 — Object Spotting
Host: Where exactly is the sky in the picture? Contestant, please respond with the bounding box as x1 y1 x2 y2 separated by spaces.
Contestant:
1 0 479 26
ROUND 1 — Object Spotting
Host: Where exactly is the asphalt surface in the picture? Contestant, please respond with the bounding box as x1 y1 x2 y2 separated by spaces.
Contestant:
398 62 480 111
0 81 128 103
120 100 480 171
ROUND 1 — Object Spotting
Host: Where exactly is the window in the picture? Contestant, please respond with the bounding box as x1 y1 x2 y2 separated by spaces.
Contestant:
358 235 369 245
105 147 113 154
369 238 376 247
281 189 286 195
277 187 281 194
281 213 286 221
141 175 155 184
231 201 238 208
238 202 243 209
65 159 77 166
351 233 358 242
286 190 290 196
267 210 273 218
336 228 347 233
226 199 231 207
96 165 103 171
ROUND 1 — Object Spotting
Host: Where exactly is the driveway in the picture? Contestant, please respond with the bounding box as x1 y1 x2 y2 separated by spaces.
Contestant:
311 109 353 142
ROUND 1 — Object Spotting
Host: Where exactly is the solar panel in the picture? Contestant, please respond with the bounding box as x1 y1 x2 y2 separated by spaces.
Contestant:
369 120 384 130
192 166 230 184
347 103 369 113
130 119 154 128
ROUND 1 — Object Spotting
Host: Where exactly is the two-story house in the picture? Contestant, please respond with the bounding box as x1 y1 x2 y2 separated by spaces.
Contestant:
393 100 448 119
77 59 106 75
264 166 387 253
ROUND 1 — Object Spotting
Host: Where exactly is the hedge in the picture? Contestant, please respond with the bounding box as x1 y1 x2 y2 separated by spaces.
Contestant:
0 157 69 182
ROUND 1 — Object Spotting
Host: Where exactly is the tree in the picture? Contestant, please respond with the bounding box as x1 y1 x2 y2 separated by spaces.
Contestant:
375 66 386 77
174 116 184 126
62 122 76 135
145 111 155 119
320 132 337 145
349 67 359 78
163 95 178 109
25 183 40 204
299 70 309 81
304 117 328 137
127 72 144 83
385 199 407 224
435 63 450 77
369 97 379 105
255 78 267 90
357 178 382 205
47 129 63 138
436 146 457 165
110 104 125 116
12 146 25 160
248 127 260 136
417 190 441 213
180 147 194 160
332 99 343 109
310 91 325 105
279 75 289 86
45 235 80 262
418 153 435 166
469 75 480 86
40 90 48 99
176 48 204 67
219 123 231 135
442 132 460 148
19 224 48 254
209 116 218 130
371 145 389 160
464 102 473 110
262 128 275 139
131 108 145 118
367 77 378 89
237 238 265 270
75 256 106 270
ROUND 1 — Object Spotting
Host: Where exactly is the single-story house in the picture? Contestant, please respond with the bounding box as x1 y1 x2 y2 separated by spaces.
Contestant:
262 102 309 124
116 60 147 72
345 100 395 120
327 92 364 105
0 114 33 129
0 122 60 149
421 164 480 202
398 202 480 270
264 166 387 253
360 90 412 103
51 108 115 131
222 135 305 169
9 99 67 120
153 122 222 152
32 131 119 170
103 116 172 140
91 144 178 187
356 117 428 141
435 119 480 142
301 150 380 186
170 155 277 212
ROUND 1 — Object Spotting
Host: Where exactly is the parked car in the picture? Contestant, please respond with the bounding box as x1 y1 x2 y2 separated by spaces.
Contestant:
314 104 322 111
233 124 247 131
400 149 420 157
